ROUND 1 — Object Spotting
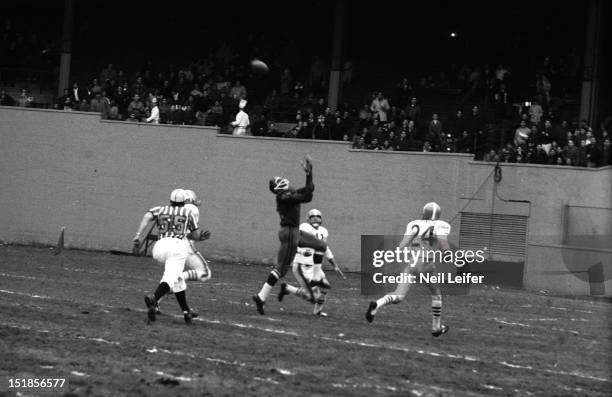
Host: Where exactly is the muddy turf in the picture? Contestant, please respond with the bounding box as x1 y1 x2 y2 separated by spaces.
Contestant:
0 245 610 396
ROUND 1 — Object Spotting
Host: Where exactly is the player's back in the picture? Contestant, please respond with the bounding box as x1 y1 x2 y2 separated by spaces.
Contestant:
150 205 196 239
405 219 451 250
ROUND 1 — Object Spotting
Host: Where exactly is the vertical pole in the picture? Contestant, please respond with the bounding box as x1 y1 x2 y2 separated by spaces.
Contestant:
579 0 603 123
561 204 569 245
58 0 75 97
327 0 345 111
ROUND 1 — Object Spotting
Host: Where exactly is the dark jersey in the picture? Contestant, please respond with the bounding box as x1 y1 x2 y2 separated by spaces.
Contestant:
276 173 314 227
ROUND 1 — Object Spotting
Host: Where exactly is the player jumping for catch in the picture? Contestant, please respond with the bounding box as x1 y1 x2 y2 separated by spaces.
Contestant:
252 155 315 315
278 209 345 316
133 189 210 324
365 202 451 337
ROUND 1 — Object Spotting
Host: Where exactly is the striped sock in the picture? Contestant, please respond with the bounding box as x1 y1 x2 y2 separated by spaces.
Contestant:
258 270 280 302
182 269 204 281
374 294 399 314
432 295 442 331
285 284 299 294
258 283 273 302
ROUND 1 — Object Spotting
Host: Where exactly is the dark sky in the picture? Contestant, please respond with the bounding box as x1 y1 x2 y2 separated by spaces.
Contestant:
2 1 589 80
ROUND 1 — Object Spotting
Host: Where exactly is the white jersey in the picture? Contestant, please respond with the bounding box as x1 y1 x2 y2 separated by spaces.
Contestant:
184 203 200 224
404 219 451 250
294 222 334 265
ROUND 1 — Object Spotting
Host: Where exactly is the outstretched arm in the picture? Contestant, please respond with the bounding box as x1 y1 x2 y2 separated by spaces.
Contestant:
295 155 314 200
133 212 154 242
327 256 346 279
279 155 315 204
132 212 154 254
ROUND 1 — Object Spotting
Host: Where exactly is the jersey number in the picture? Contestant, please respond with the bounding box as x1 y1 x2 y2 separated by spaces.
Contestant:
158 214 187 234
410 225 435 247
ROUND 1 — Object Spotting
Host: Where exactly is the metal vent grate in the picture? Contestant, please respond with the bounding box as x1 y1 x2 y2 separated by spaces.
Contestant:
459 212 528 258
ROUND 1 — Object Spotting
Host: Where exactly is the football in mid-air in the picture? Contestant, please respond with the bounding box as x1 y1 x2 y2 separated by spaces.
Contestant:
250 59 269 74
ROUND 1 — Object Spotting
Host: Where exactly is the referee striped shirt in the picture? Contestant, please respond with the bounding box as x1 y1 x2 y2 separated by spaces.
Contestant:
149 205 198 239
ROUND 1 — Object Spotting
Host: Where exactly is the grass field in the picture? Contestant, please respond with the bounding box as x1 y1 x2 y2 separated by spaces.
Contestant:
0 245 610 396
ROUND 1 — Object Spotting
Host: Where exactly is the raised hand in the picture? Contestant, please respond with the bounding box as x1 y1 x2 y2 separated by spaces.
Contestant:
301 154 313 175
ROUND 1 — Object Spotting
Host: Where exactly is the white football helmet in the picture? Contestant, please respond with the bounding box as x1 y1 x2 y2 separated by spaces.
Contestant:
269 176 290 193
422 202 441 220
308 209 322 228
170 188 186 204
184 189 201 206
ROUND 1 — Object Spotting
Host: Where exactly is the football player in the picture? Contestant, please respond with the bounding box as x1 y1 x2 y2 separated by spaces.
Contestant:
132 189 210 324
139 189 212 316
182 189 212 283
154 189 212 315
252 155 315 315
278 209 343 316
365 202 451 337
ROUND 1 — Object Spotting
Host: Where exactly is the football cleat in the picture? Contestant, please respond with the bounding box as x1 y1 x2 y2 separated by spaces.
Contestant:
314 310 328 317
277 283 289 302
183 310 193 324
144 296 156 323
252 295 265 315
365 301 377 323
432 324 449 337
155 304 162 315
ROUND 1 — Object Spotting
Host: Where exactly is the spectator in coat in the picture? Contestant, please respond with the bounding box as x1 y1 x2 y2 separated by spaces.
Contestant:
370 92 390 123
427 113 443 147
127 94 146 121
406 97 422 127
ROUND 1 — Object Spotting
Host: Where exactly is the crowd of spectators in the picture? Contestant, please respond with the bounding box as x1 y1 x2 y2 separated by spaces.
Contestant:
250 56 610 168
48 62 251 127
2 36 610 167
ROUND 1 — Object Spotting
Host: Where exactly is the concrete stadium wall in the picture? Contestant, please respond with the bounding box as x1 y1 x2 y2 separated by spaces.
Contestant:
461 162 612 246
1 107 611 296
525 243 612 296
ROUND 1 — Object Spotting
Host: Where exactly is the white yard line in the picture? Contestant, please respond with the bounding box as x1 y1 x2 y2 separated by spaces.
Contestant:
155 371 193 382
1 288 610 385
491 317 581 335
253 376 279 385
